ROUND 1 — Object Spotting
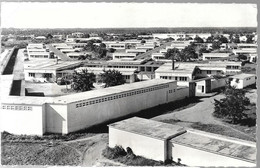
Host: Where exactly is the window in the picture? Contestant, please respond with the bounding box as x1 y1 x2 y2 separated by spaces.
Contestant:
29 73 35 77
206 70 211 74
179 77 187 81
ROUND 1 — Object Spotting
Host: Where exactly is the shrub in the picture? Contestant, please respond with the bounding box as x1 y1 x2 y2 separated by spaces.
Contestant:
102 146 177 166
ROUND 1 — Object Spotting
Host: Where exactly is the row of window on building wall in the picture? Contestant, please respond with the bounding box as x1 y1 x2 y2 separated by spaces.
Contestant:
29 55 49 58
28 73 52 78
1 105 32 111
160 76 188 81
75 84 170 108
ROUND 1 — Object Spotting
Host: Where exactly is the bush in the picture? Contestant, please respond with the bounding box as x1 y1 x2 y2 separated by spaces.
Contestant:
102 146 177 166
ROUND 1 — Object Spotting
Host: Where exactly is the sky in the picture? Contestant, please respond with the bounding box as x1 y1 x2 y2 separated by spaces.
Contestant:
0 2 257 28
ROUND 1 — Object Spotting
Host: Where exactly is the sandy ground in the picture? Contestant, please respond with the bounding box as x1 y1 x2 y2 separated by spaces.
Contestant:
25 82 72 97
152 94 225 126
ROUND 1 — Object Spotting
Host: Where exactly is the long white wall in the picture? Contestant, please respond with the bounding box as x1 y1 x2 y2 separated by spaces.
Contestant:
45 103 68 134
0 103 45 135
67 83 175 133
109 128 167 161
170 142 255 167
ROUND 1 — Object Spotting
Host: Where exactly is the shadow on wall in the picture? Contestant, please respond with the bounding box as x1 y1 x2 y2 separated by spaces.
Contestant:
45 104 66 134
67 97 203 134
25 88 45 97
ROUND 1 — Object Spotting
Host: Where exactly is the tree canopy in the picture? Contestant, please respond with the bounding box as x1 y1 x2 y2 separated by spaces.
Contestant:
164 48 180 60
213 84 250 124
101 69 126 88
194 36 204 43
71 69 96 92
165 44 198 62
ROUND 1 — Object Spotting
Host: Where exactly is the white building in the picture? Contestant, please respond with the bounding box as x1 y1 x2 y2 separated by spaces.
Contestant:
24 60 82 82
136 44 155 50
152 53 166 61
155 61 242 87
107 43 126 50
1 79 191 135
113 52 137 60
125 49 147 54
230 73 256 89
27 43 51 59
76 67 137 83
202 53 230 60
109 117 256 167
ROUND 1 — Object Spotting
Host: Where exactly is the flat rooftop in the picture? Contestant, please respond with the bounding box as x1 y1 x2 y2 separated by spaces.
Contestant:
170 129 256 163
230 73 256 79
52 79 176 104
155 62 197 75
24 60 81 71
108 117 186 140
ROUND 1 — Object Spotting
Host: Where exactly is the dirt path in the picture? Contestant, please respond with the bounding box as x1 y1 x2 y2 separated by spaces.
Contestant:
153 94 225 125
152 93 255 140
80 134 125 166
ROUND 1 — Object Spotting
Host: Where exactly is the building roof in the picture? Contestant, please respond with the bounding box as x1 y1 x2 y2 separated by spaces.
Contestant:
113 53 137 56
203 53 230 57
1 96 50 105
155 62 197 76
230 73 256 80
52 79 176 104
76 67 137 75
24 60 81 71
108 117 186 140
28 52 50 55
170 129 256 163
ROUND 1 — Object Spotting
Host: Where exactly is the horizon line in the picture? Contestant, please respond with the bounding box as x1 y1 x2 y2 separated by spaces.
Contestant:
1 26 257 29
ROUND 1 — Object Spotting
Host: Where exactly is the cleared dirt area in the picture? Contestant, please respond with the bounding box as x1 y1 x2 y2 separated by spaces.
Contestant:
152 89 256 142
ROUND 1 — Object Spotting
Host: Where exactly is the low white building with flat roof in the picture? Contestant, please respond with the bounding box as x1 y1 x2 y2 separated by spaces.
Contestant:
113 52 137 59
230 73 256 89
24 60 82 82
125 49 147 54
1 79 191 135
202 53 231 60
109 117 256 167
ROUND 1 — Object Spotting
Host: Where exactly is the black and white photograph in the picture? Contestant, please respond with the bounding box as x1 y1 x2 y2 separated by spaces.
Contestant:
0 2 258 167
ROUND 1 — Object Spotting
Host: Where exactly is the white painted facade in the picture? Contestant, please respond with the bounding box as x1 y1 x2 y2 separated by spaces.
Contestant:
108 117 256 167
1 79 190 135
230 74 256 89
202 53 230 60
113 53 137 59
109 128 167 161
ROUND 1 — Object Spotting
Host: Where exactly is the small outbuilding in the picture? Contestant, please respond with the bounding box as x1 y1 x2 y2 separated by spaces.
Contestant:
108 117 256 167
230 73 256 89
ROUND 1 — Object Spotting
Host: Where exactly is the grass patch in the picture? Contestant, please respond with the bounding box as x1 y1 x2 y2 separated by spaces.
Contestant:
190 122 256 142
1 141 81 165
1 131 96 143
102 146 182 166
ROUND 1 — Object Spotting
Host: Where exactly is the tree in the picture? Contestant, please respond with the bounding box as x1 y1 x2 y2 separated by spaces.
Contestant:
141 40 146 44
206 35 214 43
194 36 204 43
71 69 95 92
212 40 221 50
46 33 53 39
238 54 248 61
101 69 125 88
213 84 250 124
180 44 198 61
246 35 254 43
164 48 180 60
219 36 228 43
